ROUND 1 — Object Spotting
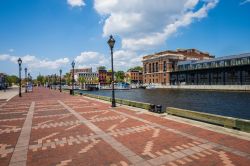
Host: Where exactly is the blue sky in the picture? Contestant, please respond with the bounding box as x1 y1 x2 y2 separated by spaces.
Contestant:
0 0 250 77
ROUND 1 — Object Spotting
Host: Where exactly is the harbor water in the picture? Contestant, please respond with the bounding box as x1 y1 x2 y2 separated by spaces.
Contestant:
78 89 250 120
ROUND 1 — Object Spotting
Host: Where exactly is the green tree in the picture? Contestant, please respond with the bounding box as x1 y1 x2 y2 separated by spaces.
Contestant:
106 77 111 84
97 66 106 70
128 66 143 72
93 77 99 84
78 76 86 89
6 75 19 86
33 79 38 86
125 75 131 84
115 71 125 82
37 75 45 85
44 76 48 84
64 73 71 85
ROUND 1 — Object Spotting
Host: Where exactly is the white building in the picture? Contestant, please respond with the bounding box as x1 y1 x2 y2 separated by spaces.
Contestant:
74 68 99 84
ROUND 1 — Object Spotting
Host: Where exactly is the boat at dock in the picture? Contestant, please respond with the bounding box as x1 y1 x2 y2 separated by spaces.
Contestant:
146 84 156 89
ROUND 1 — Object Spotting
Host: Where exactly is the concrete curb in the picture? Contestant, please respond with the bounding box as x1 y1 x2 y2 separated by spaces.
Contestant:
167 107 250 133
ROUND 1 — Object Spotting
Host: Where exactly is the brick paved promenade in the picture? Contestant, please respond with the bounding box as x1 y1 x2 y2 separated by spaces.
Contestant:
0 88 250 166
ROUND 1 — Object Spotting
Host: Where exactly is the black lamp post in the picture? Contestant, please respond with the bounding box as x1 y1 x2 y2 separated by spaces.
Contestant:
54 74 57 90
3 74 6 92
17 58 22 97
71 61 75 95
107 35 116 107
48 75 50 89
59 69 62 92
25 68 27 93
47 75 49 88
50 75 52 89
28 73 30 89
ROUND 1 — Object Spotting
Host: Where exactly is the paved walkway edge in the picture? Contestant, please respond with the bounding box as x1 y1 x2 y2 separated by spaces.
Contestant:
9 102 35 166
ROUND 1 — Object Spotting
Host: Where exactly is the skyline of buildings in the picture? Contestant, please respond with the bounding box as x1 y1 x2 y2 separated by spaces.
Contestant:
70 49 250 86
3 48 249 86
1 48 250 85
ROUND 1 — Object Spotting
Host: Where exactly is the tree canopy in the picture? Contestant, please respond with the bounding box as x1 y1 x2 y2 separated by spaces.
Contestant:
64 73 71 85
6 75 19 86
128 66 143 72
78 76 85 89
37 75 45 85
97 66 106 70
115 71 125 82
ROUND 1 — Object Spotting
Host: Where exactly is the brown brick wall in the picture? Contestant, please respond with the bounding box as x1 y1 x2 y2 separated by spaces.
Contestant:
126 71 143 83
142 49 213 85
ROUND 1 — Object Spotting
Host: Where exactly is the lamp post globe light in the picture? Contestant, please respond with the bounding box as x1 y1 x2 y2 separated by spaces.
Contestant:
17 58 22 97
59 69 62 92
71 61 75 95
107 35 116 107
24 68 27 93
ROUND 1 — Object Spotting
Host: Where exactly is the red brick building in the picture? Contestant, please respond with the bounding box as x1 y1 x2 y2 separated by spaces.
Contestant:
98 70 112 85
142 49 214 85
125 70 143 84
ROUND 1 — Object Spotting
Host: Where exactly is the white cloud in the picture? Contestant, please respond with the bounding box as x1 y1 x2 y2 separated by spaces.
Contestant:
67 0 85 7
73 50 142 71
32 57 69 69
240 0 250 5
74 51 109 70
0 54 18 63
94 0 219 51
113 50 142 70
0 54 11 61
0 54 69 69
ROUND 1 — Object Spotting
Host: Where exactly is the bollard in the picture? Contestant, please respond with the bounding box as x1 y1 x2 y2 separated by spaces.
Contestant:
156 105 163 113
149 104 156 112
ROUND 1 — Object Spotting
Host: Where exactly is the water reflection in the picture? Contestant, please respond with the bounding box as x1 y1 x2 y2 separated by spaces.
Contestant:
79 89 250 120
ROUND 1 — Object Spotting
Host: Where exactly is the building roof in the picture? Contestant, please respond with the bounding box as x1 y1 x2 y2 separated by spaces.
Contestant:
70 68 92 73
177 53 250 66
127 70 142 73
98 69 107 72
142 48 212 62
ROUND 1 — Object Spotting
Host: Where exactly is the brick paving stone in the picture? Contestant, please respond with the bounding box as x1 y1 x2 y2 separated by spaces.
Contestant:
93 115 146 132
0 87 250 166
27 139 130 166
116 107 250 153
136 112 250 154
